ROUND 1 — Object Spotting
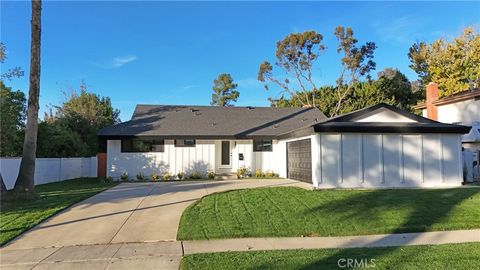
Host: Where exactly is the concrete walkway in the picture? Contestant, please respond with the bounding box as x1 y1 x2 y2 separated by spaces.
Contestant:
3 179 309 250
2 230 478 269
1 180 309 269
183 229 480 254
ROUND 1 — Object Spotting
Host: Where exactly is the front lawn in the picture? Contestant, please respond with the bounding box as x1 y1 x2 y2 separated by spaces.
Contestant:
180 242 480 270
177 187 480 240
0 178 117 246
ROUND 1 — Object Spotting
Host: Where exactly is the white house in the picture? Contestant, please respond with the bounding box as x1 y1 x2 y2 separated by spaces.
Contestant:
413 83 480 181
98 103 470 188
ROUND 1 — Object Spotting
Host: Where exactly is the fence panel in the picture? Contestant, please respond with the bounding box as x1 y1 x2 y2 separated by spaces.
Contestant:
0 157 98 190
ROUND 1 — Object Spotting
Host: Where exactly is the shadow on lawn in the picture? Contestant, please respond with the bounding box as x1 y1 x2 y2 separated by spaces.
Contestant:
293 188 480 269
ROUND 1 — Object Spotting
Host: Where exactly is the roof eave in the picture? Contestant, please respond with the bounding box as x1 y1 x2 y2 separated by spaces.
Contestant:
313 124 471 134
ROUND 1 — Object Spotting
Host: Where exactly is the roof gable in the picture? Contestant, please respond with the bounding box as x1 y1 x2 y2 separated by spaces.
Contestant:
312 103 470 134
355 110 417 123
324 103 435 123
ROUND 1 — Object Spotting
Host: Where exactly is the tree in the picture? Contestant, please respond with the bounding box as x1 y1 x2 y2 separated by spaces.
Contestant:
258 31 325 107
0 43 24 80
0 81 26 157
1 41 25 195
375 68 419 110
210 73 239 106
333 26 376 116
272 82 394 118
37 120 90 158
14 0 42 199
408 27 480 96
46 81 120 156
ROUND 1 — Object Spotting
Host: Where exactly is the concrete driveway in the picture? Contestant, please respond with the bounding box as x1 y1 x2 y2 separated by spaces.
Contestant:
1 179 308 269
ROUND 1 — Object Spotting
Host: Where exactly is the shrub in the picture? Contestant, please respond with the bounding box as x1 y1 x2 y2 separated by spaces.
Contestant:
189 171 202 179
207 171 215 180
255 169 265 178
266 170 276 178
136 172 145 181
236 167 249 179
151 173 160 181
177 171 185 180
163 172 172 181
100 176 113 183
120 172 129 181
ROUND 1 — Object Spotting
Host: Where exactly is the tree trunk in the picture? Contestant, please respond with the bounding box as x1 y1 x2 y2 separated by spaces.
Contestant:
0 173 7 195
14 0 42 199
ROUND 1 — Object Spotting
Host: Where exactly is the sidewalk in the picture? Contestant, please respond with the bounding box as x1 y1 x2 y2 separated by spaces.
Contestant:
2 229 479 269
182 229 480 254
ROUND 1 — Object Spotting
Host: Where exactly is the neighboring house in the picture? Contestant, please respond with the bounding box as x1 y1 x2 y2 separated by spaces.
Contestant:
413 83 480 181
98 103 470 188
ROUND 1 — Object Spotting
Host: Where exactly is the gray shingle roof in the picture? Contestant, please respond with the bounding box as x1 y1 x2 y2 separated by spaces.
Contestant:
98 105 327 139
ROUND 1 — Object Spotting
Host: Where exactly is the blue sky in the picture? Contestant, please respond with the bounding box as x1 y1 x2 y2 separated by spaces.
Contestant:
1 1 479 121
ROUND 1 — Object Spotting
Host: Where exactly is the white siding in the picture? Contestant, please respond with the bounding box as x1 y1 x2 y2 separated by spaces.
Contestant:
382 135 403 186
107 140 215 178
356 110 416 122
437 98 480 125
231 140 253 172
422 135 443 186
320 134 341 186
402 135 423 187
341 134 362 186
107 139 284 178
362 135 382 185
443 135 463 184
314 133 463 188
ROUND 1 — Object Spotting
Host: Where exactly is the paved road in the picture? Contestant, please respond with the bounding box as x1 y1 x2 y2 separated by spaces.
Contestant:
1 179 309 269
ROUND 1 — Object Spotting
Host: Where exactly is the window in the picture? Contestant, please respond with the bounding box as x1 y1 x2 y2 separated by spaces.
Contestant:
175 139 196 147
253 139 272 152
121 138 164 152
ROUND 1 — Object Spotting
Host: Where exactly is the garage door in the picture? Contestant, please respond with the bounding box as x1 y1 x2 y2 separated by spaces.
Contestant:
287 139 312 183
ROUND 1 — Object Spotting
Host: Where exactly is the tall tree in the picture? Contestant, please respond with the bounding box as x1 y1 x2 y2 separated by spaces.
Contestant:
272 82 395 118
375 68 419 110
408 27 480 96
258 31 325 107
0 82 26 157
14 0 42 198
46 81 120 156
210 73 239 106
333 26 376 116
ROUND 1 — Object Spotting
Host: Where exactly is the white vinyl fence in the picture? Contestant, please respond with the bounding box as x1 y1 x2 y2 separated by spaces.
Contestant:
0 157 97 190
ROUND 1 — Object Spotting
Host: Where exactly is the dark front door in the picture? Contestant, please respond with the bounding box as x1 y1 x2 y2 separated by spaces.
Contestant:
221 141 231 166
287 139 312 183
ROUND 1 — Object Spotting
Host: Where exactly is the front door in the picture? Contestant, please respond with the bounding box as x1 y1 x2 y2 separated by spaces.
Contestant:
220 141 232 169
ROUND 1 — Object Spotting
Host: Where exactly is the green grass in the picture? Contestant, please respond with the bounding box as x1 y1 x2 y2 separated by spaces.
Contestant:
0 178 117 246
180 243 480 270
178 187 480 240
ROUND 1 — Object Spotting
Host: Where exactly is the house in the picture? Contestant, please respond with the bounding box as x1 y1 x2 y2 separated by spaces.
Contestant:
98 103 470 188
413 82 480 181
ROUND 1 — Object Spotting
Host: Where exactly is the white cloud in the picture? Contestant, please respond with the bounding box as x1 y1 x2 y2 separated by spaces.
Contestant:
111 55 138 68
93 55 138 69
182 85 199 90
